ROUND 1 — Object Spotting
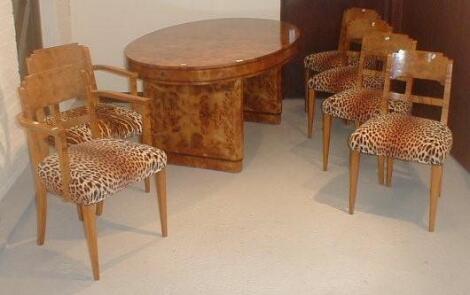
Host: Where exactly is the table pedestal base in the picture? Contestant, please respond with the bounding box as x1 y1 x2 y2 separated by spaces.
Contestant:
145 67 283 172
244 67 283 125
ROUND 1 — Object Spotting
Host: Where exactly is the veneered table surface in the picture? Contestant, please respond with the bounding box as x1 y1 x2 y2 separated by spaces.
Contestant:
125 18 300 71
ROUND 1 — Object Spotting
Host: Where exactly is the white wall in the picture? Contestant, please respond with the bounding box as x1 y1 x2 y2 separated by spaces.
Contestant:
39 0 72 47
0 0 29 202
70 0 281 90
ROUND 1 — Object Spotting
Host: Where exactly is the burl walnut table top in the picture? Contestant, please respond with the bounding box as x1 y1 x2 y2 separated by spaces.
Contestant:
125 18 300 83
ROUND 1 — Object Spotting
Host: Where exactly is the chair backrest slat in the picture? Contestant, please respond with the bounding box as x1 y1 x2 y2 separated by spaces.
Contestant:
382 50 454 124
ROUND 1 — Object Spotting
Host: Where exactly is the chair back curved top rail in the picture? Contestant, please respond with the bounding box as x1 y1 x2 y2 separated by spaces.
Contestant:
344 18 393 52
382 50 453 124
338 8 382 51
26 43 97 91
357 32 417 87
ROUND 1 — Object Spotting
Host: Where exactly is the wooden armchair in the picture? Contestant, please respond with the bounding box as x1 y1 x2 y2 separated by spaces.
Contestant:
26 43 153 207
17 65 168 280
348 50 454 232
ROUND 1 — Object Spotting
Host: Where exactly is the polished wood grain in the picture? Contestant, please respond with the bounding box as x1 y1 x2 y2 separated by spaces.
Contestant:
350 50 453 232
17 65 168 279
126 19 300 172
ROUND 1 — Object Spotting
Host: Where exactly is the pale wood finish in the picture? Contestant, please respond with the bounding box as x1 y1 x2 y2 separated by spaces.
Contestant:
81 204 100 280
307 88 316 138
429 165 443 232
322 113 332 171
17 66 168 279
386 158 394 187
26 43 152 193
378 156 385 185
350 50 454 231
126 19 300 172
320 32 417 173
307 20 393 137
156 169 168 237
304 8 381 104
349 150 361 214
382 50 453 124
95 201 104 216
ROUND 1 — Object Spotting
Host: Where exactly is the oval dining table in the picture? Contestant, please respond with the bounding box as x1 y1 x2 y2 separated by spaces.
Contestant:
125 18 300 172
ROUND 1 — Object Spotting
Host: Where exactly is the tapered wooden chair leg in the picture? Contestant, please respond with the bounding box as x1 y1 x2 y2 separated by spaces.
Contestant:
386 158 394 187
156 169 168 237
95 201 104 216
429 165 443 232
378 156 385 185
76 205 83 221
36 183 47 245
144 178 151 193
349 150 361 215
307 88 316 138
304 69 309 112
323 113 332 171
81 204 100 280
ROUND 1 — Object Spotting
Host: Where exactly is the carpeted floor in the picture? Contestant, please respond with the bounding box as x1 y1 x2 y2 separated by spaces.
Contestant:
1 99 469 294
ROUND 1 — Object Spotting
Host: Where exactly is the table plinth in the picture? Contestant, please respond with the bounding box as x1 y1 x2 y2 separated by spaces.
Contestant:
126 19 300 172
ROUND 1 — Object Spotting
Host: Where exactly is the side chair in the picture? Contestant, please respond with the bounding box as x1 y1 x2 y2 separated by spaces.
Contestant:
348 50 454 232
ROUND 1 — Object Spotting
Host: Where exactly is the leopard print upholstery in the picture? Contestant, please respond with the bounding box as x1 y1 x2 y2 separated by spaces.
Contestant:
304 51 360 73
322 88 412 122
307 66 384 94
45 104 143 145
38 139 167 205
349 113 453 165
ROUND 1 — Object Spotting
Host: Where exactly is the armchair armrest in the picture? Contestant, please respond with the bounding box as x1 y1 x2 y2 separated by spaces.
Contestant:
93 90 151 105
17 113 63 136
93 65 138 79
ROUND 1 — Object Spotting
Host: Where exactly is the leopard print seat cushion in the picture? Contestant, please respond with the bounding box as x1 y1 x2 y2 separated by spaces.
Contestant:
38 139 167 205
308 66 384 94
322 88 413 122
304 51 360 73
349 113 453 165
46 104 143 145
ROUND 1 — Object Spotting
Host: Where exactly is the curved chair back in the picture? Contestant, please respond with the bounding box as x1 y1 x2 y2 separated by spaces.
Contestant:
382 50 453 124
343 18 393 51
339 8 381 50
26 43 97 90
357 32 417 85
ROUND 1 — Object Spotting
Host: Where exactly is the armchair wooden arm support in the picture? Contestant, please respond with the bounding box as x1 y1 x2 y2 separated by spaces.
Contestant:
17 113 64 137
93 90 151 105
93 65 138 79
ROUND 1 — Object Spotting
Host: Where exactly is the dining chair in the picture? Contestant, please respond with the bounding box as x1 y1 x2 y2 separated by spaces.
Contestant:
348 50 453 232
27 43 153 212
321 32 417 173
304 8 381 109
306 18 393 137
17 65 168 279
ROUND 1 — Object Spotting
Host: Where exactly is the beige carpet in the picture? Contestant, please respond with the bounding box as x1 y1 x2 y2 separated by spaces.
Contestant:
1 99 469 294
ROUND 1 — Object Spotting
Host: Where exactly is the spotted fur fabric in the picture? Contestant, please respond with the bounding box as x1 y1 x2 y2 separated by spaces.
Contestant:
308 66 384 94
45 104 143 145
322 88 412 123
349 113 453 165
304 51 360 73
38 139 167 205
